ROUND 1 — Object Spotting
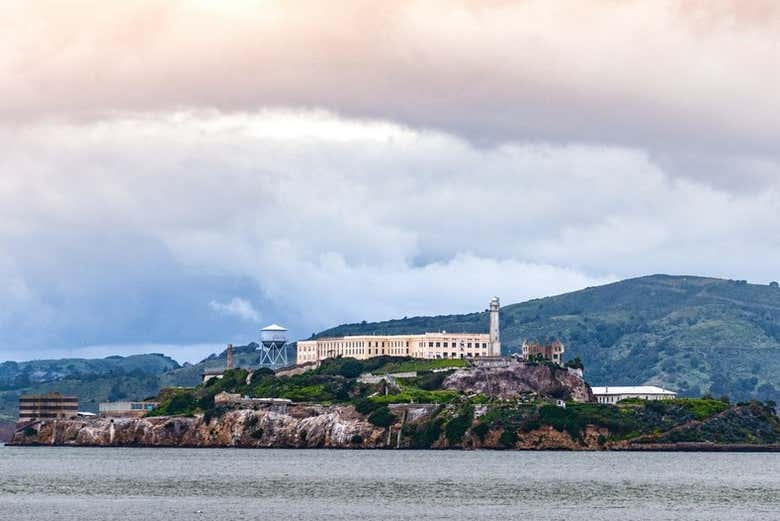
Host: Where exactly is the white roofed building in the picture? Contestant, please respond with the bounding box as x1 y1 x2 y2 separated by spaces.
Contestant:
591 386 677 404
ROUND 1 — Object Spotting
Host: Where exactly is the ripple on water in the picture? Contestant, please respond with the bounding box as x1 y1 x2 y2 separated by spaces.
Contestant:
0 447 779 521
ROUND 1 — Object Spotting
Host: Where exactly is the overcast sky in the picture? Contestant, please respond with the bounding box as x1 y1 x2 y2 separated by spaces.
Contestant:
1 1 779 363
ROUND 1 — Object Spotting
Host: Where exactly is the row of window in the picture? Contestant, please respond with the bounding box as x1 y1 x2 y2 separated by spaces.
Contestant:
427 341 487 349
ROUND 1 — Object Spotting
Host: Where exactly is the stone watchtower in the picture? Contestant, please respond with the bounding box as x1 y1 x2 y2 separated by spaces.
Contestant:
489 296 501 356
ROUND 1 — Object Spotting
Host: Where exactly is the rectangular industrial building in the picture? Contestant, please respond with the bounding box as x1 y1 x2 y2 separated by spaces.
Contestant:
99 401 159 418
18 392 79 423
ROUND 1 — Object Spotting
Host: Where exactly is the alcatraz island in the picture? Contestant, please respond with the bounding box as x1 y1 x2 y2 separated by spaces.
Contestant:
11 297 780 450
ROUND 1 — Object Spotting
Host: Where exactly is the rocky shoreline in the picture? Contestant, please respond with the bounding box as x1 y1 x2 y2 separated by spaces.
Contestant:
10 402 780 451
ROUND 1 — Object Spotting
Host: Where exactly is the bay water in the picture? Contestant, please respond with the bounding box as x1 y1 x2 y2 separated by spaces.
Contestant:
1 445 778 520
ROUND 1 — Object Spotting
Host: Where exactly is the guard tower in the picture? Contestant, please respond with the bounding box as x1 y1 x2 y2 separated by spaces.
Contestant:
258 324 289 367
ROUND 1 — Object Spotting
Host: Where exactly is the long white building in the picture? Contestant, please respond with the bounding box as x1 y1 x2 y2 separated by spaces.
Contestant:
591 386 677 404
296 298 501 364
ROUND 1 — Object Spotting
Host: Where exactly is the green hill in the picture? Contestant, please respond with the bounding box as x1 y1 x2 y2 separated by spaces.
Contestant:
0 346 272 421
0 353 181 422
313 275 780 402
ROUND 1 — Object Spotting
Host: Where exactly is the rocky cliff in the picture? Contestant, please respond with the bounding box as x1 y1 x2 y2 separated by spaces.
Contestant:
443 363 592 402
11 405 386 448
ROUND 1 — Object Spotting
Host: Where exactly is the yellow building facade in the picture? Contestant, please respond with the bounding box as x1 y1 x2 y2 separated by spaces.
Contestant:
296 331 491 364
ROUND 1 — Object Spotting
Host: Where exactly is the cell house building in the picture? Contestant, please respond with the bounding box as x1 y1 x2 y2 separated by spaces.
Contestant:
297 297 501 364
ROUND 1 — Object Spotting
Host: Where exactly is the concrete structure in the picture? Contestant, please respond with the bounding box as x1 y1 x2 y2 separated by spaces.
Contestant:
213 391 291 411
489 296 500 356
99 401 159 418
521 340 565 365
202 369 226 384
259 324 289 367
297 331 491 364
226 344 234 370
18 393 78 423
591 386 677 404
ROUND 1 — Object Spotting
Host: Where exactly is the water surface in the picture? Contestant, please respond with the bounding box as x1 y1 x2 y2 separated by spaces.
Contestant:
1 446 778 520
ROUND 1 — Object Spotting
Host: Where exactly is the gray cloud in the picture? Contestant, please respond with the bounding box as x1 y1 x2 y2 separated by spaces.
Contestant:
1 110 778 360
3 1 780 177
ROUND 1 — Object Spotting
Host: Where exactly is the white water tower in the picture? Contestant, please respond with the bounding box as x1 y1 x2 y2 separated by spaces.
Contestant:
258 324 289 367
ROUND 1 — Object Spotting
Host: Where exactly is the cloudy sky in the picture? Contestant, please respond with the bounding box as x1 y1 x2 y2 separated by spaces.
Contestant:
1 0 779 362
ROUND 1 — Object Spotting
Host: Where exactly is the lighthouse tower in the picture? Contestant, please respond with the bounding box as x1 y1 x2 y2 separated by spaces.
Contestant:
489 297 501 356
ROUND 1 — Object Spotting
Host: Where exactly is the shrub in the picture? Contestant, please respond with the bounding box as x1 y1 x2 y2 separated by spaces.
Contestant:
499 429 518 448
405 419 443 448
251 429 264 440
350 434 364 444
368 406 396 428
337 360 364 379
472 422 490 440
354 398 382 415
203 406 229 424
445 405 474 445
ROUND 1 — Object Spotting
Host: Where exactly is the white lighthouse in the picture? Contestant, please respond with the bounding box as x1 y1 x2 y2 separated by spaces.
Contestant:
489 296 501 356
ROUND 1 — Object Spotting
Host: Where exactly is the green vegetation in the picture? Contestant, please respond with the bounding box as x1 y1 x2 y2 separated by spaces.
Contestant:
370 358 467 374
147 357 463 419
403 417 443 449
468 398 748 444
444 404 474 445
367 406 395 427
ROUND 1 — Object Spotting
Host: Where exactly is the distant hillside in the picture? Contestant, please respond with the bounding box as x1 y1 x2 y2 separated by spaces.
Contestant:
0 345 284 421
0 353 180 390
314 275 780 402
0 353 181 422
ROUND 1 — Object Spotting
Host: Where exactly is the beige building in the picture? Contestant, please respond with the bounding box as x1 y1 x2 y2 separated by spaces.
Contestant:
297 331 491 364
297 298 501 365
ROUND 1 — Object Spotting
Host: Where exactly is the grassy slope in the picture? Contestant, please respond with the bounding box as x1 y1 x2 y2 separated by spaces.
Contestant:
313 275 780 401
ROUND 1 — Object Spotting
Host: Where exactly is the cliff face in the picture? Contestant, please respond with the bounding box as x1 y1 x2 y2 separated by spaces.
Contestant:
443 363 593 402
10 402 780 450
12 405 387 448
